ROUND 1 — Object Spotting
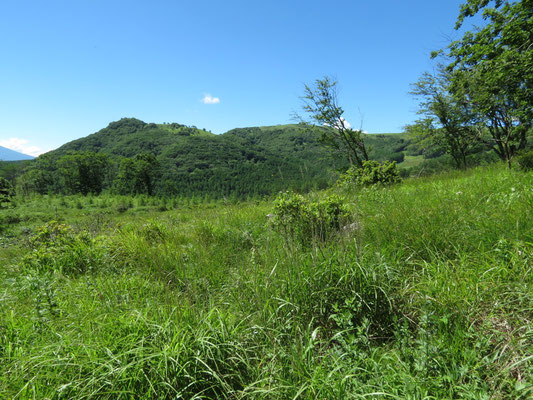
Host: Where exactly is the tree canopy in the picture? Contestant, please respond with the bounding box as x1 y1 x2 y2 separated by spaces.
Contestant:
11 118 412 198
0 177 15 207
409 1 532 168
434 0 532 167
408 67 482 169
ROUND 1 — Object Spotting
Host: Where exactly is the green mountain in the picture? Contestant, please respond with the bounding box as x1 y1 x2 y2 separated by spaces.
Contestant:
15 118 411 197
53 119 214 158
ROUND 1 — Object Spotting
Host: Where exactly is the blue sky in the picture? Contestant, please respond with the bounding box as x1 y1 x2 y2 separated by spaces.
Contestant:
0 0 482 156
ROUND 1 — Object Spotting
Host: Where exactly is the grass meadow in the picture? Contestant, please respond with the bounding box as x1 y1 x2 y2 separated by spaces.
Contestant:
1 163 532 399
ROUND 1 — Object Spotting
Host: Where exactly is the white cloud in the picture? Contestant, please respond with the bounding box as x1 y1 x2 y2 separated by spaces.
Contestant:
339 117 351 130
202 94 220 104
325 117 351 130
0 138 47 157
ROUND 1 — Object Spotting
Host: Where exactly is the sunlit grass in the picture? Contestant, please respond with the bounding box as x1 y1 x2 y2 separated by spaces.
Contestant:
1 163 532 398
398 154 425 168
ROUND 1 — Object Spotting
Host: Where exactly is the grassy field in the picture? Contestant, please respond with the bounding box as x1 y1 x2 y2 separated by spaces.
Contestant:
1 163 532 399
399 155 425 169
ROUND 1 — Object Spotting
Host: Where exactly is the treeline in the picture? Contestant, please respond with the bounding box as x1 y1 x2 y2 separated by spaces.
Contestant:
2 116 514 198
13 149 330 198
10 119 339 198
9 118 426 198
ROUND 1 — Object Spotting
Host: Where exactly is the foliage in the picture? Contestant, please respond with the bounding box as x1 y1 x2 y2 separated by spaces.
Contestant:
364 133 409 162
0 176 15 207
114 153 159 195
516 150 533 171
408 67 482 169
338 160 401 187
271 191 350 246
298 76 369 167
0 165 532 398
438 0 532 167
57 151 110 195
14 119 414 198
0 160 30 182
22 221 110 276
16 154 58 195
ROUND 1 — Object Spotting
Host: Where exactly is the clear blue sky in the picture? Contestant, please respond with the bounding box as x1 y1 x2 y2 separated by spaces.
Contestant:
0 0 482 156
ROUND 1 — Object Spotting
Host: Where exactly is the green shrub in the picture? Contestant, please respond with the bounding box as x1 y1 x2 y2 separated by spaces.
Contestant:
0 177 15 207
338 160 401 187
516 150 533 171
22 221 111 276
271 192 350 246
0 210 21 233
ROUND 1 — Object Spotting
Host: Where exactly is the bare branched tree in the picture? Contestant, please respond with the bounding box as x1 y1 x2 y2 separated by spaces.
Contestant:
297 76 369 167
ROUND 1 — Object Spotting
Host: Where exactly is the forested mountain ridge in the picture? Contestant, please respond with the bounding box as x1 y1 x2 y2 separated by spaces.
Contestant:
52 118 214 158
10 117 416 197
15 118 340 196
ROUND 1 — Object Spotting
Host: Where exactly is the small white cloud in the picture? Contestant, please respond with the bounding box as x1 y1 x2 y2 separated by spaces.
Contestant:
202 94 220 104
324 117 351 130
0 138 47 157
339 117 351 130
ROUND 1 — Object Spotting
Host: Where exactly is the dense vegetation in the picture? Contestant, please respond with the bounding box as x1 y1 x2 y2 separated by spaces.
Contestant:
1 164 531 398
1 1 531 398
0 117 511 200
408 0 532 169
4 119 421 198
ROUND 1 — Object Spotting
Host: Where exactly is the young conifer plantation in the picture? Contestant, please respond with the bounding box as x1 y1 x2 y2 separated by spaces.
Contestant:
0 163 531 399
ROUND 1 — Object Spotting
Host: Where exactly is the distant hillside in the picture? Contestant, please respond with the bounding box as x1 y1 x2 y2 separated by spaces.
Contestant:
53 118 214 158
225 125 409 164
15 118 412 197
0 146 34 161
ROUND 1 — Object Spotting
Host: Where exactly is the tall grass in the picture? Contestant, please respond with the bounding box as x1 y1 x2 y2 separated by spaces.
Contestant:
1 163 531 398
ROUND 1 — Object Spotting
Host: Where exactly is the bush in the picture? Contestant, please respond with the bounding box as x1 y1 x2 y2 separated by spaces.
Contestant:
0 177 15 207
0 210 21 233
22 221 111 276
338 160 401 187
271 192 350 246
516 150 533 171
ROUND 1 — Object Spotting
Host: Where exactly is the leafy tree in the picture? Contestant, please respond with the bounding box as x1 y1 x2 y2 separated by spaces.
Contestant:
0 160 30 182
114 158 136 195
133 153 159 195
298 76 369 167
439 0 532 167
408 68 481 169
114 153 159 195
0 177 15 207
57 152 109 195
15 154 59 195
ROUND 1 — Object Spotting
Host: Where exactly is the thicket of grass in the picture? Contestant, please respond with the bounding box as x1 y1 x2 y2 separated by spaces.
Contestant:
1 163 532 399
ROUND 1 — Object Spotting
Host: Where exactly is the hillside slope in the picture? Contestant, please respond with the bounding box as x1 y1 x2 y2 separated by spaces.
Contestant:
18 118 410 197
